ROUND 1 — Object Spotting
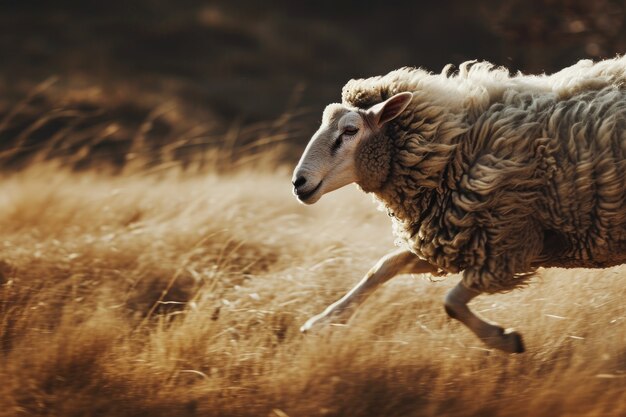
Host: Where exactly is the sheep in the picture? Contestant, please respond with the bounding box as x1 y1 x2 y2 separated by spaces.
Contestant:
292 56 626 353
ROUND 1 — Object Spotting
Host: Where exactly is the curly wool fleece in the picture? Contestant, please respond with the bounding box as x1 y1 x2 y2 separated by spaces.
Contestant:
342 59 626 293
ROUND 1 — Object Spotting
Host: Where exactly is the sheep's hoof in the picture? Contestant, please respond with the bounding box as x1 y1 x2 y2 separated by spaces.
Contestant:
504 329 526 354
300 310 349 334
487 328 525 354
300 313 327 334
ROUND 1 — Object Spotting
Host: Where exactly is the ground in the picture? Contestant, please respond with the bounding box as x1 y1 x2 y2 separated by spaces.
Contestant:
0 161 624 417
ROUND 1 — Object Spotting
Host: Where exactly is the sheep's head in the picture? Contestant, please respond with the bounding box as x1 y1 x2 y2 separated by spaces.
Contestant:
292 92 413 204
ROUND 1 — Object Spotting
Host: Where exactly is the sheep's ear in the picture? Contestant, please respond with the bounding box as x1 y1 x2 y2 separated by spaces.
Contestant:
368 92 413 128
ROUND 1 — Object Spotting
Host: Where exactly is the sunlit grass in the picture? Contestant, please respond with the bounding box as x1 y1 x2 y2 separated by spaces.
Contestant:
0 161 624 417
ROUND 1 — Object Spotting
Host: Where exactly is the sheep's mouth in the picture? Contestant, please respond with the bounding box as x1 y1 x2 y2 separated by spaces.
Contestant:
295 181 323 203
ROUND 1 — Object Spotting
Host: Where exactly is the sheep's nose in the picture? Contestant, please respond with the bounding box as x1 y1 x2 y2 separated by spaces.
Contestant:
292 176 307 188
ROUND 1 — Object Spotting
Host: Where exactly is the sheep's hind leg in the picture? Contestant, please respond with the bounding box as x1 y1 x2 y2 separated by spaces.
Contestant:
300 248 438 333
444 282 525 353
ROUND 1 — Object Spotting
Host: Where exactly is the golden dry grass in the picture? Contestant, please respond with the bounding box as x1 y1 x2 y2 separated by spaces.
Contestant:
0 162 625 417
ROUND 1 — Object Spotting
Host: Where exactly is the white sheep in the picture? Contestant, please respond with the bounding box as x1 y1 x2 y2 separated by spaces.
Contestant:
292 56 626 353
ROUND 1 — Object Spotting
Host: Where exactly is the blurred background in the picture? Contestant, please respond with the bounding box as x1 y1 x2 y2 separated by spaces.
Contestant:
1 0 626 168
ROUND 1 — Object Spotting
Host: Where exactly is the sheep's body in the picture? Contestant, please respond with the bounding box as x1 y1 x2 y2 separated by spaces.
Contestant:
342 58 626 292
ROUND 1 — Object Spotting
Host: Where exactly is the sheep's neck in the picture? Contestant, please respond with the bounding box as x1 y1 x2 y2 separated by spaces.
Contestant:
375 137 458 221
367 110 468 266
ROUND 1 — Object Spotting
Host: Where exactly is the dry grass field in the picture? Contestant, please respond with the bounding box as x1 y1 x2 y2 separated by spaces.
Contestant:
0 155 624 417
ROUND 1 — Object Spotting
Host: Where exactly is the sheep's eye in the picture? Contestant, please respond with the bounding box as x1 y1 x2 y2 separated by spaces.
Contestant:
331 127 358 154
343 127 359 136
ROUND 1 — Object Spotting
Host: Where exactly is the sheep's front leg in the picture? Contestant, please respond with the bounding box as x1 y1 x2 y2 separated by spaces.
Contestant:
444 282 525 353
301 248 438 333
